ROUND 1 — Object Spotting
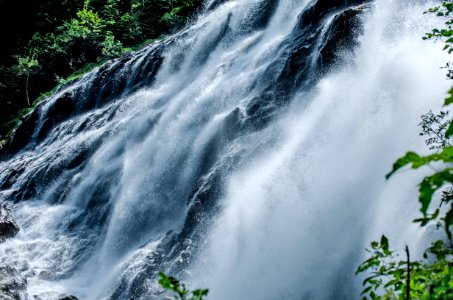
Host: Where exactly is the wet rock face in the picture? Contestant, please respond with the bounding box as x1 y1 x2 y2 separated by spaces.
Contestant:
317 3 372 74
36 91 76 143
58 296 79 300
1 43 164 157
0 203 19 243
244 0 372 129
0 1 371 160
0 1 375 298
0 266 27 300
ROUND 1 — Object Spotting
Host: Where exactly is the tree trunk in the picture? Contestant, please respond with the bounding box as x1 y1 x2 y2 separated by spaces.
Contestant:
406 245 410 300
25 73 30 106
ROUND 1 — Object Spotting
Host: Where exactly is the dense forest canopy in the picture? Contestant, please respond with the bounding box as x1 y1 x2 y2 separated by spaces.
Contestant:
0 0 202 143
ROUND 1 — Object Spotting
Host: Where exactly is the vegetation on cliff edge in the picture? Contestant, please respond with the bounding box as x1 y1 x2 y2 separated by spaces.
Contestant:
0 0 203 143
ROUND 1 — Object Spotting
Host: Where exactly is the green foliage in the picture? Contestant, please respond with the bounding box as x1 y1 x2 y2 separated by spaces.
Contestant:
385 146 453 234
385 146 453 238
357 238 453 300
0 0 204 140
16 56 39 76
158 272 209 300
419 111 451 149
102 31 123 57
384 0 453 239
359 2 453 299
424 1 453 54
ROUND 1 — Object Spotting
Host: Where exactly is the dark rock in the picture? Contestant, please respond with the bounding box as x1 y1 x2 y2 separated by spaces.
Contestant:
243 0 279 32
0 203 19 243
317 3 372 74
36 91 76 142
298 0 370 28
0 266 27 300
243 1 372 130
0 168 23 190
3 107 41 156
1 1 376 299
111 2 373 298
58 296 79 300
205 0 230 11
1 42 164 158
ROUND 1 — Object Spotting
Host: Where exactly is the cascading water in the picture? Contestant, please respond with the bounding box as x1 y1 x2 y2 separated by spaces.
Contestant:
0 0 449 299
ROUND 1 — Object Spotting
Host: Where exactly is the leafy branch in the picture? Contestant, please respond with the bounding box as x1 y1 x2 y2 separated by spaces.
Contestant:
158 272 208 300
358 2 453 299
357 237 453 300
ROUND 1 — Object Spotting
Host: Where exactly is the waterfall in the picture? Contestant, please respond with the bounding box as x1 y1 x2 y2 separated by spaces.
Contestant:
0 0 448 299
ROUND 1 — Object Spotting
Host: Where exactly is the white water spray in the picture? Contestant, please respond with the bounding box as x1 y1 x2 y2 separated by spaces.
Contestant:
0 0 449 299
188 1 450 299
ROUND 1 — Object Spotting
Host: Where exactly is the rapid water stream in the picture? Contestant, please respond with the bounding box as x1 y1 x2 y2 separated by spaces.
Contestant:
0 0 449 299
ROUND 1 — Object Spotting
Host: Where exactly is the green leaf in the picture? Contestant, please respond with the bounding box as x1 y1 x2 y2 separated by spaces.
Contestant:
158 272 174 290
445 3 453 12
361 286 373 295
445 121 453 138
159 272 208 300
419 169 453 218
380 235 389 253
445 87 453 105
192 289 209 300
386 152 422 179
384 279 402 288
444 203 453 239
363 275 381 286
387 147 453 179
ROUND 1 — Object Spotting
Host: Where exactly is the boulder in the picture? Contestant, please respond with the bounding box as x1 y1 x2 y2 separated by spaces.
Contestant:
0 203 19 243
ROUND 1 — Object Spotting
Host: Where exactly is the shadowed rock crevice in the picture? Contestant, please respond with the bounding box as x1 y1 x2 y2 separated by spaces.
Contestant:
0 203 19 243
